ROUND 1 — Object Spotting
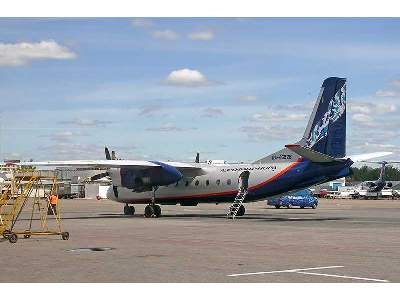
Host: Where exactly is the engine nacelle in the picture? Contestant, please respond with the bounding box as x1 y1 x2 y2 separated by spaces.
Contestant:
120 161 182 192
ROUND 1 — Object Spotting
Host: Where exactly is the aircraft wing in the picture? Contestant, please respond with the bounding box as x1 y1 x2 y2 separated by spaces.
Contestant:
17 160 205 176
346 152 393 162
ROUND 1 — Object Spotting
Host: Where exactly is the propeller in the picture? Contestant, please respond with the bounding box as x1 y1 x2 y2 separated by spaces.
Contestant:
90 172 109 181
105 147 111 160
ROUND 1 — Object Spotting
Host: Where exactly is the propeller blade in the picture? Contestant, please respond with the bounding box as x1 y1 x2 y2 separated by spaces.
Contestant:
105 147 111 160
113 185 118 198
90 172 109 181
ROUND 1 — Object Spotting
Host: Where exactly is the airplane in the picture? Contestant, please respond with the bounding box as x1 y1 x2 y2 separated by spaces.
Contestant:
359 161 400 193
19 77 392 218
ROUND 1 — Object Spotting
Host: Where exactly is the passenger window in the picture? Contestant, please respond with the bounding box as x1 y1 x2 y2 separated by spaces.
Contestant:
227 179 231 185
206 180 210 186
195 180 199 186
216 179 220 185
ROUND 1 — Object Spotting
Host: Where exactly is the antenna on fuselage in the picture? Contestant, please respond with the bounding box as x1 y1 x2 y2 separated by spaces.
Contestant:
195 152 200 163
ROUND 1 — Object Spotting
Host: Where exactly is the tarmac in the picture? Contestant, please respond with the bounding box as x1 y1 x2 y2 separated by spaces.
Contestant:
1 198 400 282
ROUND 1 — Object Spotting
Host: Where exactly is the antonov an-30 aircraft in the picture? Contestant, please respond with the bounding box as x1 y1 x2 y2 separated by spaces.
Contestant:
20 77 391 218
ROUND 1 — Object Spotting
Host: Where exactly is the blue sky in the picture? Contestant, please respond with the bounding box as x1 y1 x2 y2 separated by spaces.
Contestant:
1 18 400 162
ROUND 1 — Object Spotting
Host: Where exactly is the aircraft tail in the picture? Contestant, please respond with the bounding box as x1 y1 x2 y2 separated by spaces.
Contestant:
298 77 347 158
253 77 346 164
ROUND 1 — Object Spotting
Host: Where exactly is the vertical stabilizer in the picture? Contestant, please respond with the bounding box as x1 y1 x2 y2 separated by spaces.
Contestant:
299 77 347 158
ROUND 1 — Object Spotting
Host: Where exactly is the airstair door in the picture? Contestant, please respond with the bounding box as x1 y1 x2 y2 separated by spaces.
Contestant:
238 170 250 193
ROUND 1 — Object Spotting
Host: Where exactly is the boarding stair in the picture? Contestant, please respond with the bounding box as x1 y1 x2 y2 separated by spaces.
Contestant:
227 189 248 219
0 176 38 237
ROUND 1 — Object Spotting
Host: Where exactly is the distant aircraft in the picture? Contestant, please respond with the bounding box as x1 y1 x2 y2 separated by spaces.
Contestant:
20 77 392 218
359 161 400 193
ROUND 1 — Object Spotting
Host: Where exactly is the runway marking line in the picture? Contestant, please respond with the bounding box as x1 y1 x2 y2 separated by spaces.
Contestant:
227 265 344 277
296 271 389 283
228 265 389 283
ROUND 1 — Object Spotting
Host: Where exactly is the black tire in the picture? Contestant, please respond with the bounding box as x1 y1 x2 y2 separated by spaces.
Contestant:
124 205 135 215
287 204 292 209
3 229 11 239
311 204 317 209
300 206 305 209
129 206 135 215
144 205 154 218
61 232 70 240
275 205 281 209
8 233 18 243
236 205 246 216
153 205 162 218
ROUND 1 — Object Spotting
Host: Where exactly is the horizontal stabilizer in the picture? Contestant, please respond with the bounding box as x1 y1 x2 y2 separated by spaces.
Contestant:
346 152 393 162
285 144 343 163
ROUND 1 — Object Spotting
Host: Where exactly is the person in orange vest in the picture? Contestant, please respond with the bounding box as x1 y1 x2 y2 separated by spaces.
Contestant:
48 194 59 215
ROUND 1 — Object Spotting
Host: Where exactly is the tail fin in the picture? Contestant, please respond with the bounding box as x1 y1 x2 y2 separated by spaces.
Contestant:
299 77 347 158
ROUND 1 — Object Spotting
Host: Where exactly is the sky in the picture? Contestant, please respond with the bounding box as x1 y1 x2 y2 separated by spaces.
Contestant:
0 18 400 163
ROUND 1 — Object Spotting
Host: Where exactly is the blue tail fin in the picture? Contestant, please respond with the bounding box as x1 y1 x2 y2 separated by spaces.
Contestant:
300 77 346 158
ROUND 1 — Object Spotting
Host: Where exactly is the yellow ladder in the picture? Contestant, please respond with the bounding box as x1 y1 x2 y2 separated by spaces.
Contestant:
0 176 38 235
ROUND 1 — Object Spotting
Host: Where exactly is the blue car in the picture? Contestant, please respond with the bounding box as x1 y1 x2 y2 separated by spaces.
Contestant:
267 189 318 209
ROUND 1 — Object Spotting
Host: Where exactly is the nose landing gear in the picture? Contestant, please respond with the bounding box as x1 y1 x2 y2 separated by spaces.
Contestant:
144 186 162 218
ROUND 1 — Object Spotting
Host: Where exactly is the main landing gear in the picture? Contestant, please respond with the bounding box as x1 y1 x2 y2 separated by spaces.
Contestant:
124 204 135 215
144 186 162 218
144 204 162 218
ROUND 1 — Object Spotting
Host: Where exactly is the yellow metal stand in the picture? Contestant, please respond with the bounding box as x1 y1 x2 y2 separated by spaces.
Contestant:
0 170 69 244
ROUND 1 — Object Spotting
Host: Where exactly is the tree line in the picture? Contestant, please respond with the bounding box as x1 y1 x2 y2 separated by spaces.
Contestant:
347 165 400 182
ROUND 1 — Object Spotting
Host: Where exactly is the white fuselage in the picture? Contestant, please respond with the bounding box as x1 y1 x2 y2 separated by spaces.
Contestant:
106 161 297 204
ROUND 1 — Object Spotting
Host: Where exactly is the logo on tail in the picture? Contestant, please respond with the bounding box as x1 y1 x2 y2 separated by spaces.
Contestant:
301 77 347 158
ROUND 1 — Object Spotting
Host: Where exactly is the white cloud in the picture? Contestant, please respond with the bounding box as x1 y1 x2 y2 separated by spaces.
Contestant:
59 119 113 127
0 40 76 66
202 107 223 118
164 68 213 87
252 111 307 122
42 131 86 142
239 95 258 102
152 29 179 40
348 102 397 114
131 18 154 28
352 113 373 123
376 90 398 97
146 123 197 132
240 125 303 142
188 29 214 41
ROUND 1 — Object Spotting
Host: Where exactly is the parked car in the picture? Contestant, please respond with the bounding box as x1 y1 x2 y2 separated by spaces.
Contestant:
267 189 318 209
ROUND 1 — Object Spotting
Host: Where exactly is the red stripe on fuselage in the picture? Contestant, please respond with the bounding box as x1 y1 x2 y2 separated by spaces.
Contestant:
122 159 303 202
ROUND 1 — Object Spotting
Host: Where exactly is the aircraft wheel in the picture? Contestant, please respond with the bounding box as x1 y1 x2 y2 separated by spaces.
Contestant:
236 205 245 216
144 205 154 218
275 205 281 209
153 205 162 218
124 205 135 215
